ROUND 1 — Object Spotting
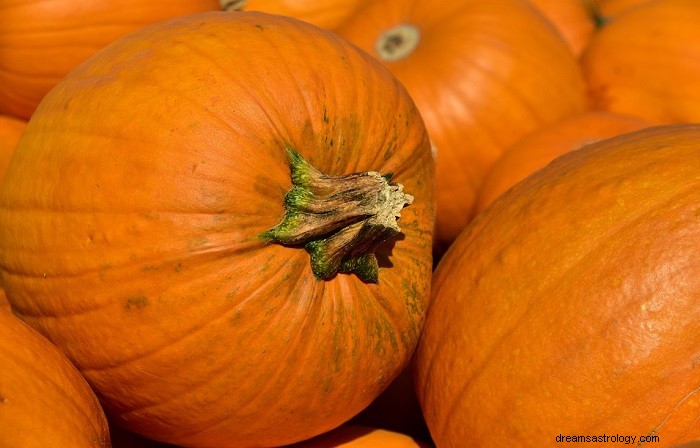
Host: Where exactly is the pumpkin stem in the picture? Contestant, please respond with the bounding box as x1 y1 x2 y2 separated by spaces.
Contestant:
375 23 421 62
261 149 413 283
220 0 246 11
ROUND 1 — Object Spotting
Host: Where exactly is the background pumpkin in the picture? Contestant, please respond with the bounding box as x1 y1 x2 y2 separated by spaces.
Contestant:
0 310 110 447
335 0 587 255
474 111 649 213
581 0 700 124
222 0 367 30
0 0 220 120
416 124 700 447
0 11 435 448
288 424 431 447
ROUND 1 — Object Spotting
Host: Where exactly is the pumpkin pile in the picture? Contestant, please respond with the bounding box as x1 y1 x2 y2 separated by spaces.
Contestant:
0 1 698 447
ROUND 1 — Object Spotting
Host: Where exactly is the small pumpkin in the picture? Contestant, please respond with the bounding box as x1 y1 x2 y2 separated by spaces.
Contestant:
0 11 434 448
222 0 367 29
0 0 220 120
581 0 700 124
289 424 431 448
0 310 110 447
336 0 587 253
475 111 649 213
416 124 700 447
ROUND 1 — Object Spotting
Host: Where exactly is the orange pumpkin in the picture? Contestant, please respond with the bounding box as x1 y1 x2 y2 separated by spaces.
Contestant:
224 0 367 29
0 0 220 120
290 424 431 447
0 11 435 448
525 0 596 56
336 0 587 254
581 0 700 124
415 124 700 447
0 310 110 447
475 111 649 213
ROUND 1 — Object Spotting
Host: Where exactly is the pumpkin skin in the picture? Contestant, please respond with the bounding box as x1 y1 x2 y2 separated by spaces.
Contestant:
0 11 435 448
525 0 596 56
290 424 431 448
0 310 110 447
0 114 25 311
594 0 655 18
229 0 367 29
474 111 649 214
581 0 700 124
415 124 700 447
0 0 220 120
0 114 26 181
336 0 587 254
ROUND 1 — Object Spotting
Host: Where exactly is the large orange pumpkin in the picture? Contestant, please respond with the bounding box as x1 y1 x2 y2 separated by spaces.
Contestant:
0 310 110 447
474 111 649 213
0 0 220 120
416 124 700 447
335 0 586 254
0 11 435 448
581 0 700 124
224 0 366 29
290 424 430 447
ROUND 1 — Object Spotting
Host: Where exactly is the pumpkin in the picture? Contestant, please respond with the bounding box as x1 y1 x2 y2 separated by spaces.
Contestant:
581 0 700 124
222 0 366 29
335 0 587 254
290 424 431 447
0 310 110 447
415 124 700 447
474 111 649 214
0 11 435 448
525 0 596 56
0 0 220 120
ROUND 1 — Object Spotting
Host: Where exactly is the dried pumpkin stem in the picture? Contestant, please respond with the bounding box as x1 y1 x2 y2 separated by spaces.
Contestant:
261 148 413 283
375 23 421 62
220 0 246 11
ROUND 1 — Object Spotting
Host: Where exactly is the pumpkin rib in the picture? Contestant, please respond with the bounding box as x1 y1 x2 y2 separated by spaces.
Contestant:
424 178 697 429
80 252 303 374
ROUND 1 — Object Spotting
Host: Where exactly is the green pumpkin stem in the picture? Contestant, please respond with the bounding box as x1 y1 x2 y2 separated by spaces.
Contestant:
261 148 413 283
